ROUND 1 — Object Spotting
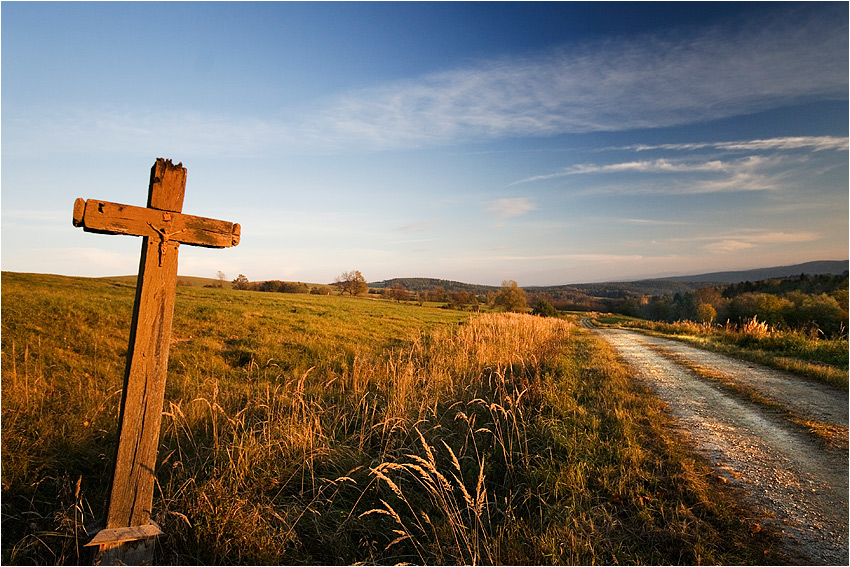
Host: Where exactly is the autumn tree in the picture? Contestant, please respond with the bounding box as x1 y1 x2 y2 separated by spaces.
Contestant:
232 274 250 290
386 283 411 303
334 270 368 296
426 286 447 303
495 280 527 312
532 299 558 317
448 290 478 310
695 303 717 324
216 270 227 288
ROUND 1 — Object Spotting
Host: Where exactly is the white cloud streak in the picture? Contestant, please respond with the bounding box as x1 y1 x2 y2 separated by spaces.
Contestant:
4 247 138 276
2 110 292 159
305 10 846 149
511 155 784 194
562 159 731 176
680 230 821 254
394 221 431 233
495 253 645 263
3 9 845 157
486 197 536 218
620 218 690 226
1 209 68 223
624 136 849 153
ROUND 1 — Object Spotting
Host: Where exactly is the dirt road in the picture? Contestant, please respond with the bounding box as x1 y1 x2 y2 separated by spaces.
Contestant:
587 322 848 565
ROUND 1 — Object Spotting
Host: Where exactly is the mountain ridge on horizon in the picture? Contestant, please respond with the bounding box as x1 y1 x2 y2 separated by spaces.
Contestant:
370 260 849 293
651 260 849 284
50 259 846 295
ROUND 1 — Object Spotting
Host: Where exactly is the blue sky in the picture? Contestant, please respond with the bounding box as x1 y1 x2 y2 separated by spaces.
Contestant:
2 1 847 286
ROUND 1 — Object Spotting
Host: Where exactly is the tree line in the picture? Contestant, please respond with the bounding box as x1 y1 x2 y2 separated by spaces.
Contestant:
226 270 532 313
222 269 847 337
385 279 530 312
604 273 848 338
230 274 333 295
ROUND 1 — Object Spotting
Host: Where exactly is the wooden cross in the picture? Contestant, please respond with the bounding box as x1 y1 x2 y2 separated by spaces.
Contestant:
72 158 240 563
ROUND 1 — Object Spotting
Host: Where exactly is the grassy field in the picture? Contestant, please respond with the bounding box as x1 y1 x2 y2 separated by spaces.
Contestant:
2 272 785 564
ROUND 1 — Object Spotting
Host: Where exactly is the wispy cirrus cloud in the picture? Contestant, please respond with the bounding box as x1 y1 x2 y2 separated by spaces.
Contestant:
495 253 645 263
1 209 67 222
394 221 431 233
305 9 846 149
4 9 845 158
486 197 536 219
2 110 291 159
510 155 782 194
619 218 690 226
4 247 138 276
536 158 731 178
623 136 849 153
680 230 821 254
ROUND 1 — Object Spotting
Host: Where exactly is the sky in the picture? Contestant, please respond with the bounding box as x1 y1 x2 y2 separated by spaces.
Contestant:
2 1 848 286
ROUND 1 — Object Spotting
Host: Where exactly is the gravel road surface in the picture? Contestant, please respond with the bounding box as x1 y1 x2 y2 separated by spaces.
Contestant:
589 323 848 565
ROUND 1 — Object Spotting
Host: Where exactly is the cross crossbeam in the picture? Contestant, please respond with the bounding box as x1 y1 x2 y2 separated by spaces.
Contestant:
73 198 240 248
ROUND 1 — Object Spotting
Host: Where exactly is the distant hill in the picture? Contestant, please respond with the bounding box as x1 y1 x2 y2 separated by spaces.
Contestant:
369 277 499 295
566 280 700 299
97 260 848 299
371 277 707 302
371 260 849 301
540 260 848 298
658 260 848 284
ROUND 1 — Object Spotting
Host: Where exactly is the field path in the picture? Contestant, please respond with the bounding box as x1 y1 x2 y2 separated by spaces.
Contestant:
586 322 848 565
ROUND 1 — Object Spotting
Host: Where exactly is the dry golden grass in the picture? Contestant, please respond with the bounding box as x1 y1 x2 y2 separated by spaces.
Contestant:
2 273 783 564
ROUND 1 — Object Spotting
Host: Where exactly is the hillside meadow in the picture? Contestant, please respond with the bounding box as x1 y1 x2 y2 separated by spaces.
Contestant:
2 272 783 564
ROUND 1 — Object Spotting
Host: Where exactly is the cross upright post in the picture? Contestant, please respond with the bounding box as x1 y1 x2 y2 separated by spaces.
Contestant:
73 159 240 564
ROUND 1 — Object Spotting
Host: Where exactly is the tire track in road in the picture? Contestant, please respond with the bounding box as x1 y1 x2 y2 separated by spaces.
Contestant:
588 323 848 565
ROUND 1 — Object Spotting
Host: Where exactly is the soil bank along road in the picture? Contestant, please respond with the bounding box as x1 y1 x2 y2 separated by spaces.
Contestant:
586 321 848 565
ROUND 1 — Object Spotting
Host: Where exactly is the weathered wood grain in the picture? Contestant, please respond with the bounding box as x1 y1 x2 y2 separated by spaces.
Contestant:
73 198 239 248
105 160 186 531
73 159 240 563
85 522 164 547
147 158 186 212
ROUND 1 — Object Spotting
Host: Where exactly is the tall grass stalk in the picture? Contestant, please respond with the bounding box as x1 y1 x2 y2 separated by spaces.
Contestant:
3 273 782 564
